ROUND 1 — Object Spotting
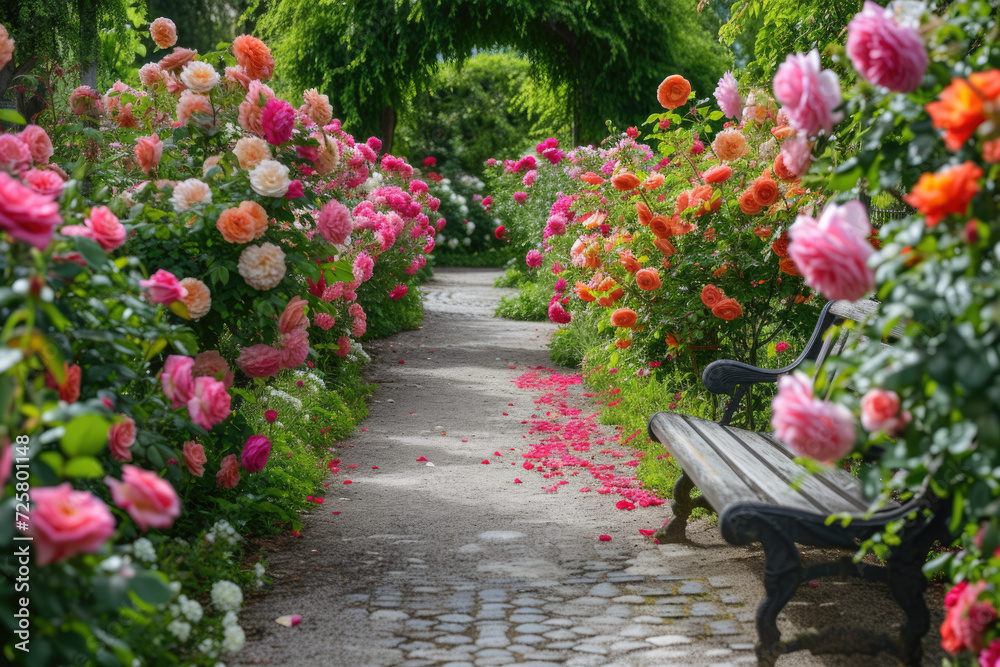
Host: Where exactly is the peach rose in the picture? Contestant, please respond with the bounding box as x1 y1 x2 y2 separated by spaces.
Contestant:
642 173 665 190
138 62 163 89
657 74 691 110
619 251 641 274
182 441 207 477
175 90 213 128
29 484 115 566
19 125 53 164
192 350 233 388
225 65 252 89
701 284 723 308
216 454 240 488
712 298 743 321
170 178 212 212
611 173 640 191
158 47 197 72
301 88 333 127
113 103 139 129
149 17 178 49
771 372 856 463
738 188 761 214
232 34 274 80
134 133 163 175
180 61 219 93
610 308 638 328
108 415 136 462
279 295 309 334
712 128 747 162
636 201 652 225
311 132 341 175
635 268 661 291
202 155 222 177
249 158 290 197
105 465 181 531
860 388 911 435
0 23 14 71
179 277 211 320
703 164 732 184
581 172 605 185
216 202 264 243
238 242 286 290
233 136 271 169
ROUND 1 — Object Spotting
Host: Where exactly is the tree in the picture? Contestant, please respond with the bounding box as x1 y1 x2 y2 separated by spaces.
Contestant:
139 0 257 64
258 0 730 153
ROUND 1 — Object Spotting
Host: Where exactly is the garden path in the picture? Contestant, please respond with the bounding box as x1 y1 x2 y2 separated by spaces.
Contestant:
233 268 943 667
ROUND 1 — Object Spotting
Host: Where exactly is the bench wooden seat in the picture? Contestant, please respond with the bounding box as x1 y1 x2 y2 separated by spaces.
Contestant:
647 299 951 667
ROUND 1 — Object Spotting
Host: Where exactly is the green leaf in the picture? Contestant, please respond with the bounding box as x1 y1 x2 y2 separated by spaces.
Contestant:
75 236 109 269
64 456 104 478
708 110 725 121
60 415 111 457
130 571 172 606
216 41 231 50
38 451 64 476
0 109 26 125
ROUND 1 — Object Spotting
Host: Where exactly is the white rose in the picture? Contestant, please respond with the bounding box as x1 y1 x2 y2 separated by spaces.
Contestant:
249 159 290 197
171 178 212 212
180 61 220 93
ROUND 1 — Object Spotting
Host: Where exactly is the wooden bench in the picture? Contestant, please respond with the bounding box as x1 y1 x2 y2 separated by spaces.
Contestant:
647 299 951 667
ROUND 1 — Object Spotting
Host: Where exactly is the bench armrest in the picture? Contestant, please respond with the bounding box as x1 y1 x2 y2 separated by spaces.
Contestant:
702 300 838 397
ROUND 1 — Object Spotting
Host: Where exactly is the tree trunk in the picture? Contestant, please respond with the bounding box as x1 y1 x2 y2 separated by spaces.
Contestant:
380 104 395 155
78 0 98 88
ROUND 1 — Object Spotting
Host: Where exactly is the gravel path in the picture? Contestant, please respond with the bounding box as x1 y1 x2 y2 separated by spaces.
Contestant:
233 268 945 667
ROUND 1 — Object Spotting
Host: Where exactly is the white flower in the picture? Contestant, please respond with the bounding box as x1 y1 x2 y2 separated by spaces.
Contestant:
169 581 182 595
448 238 459 249
171 178 212 212
222 611 239 628
254 563 265 577
167 619 192 642
462 237 471 246
222 624 245 653
133 537 156 563
458 204 468 215
249 159 291 197
180 595 204 623
180 61 220 93
465 221 475 233
198 638 216 658
211 580 243 613
233 136 271 169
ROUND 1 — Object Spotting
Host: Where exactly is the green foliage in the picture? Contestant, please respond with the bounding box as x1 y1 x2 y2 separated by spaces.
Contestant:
495 280 551 321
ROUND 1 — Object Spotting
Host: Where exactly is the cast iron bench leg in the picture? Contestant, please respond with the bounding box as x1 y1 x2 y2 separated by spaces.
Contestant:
654 471 713 544
887 546 930 665
755 521 802 666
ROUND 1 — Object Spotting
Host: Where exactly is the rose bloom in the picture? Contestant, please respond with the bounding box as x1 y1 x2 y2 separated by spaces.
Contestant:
714 70 742 119
134 133 163 175
170 178 212 212
635 268 661 291
701 284 724 308
19 125 53 164
29 484 115 566
981 639 1000 667
779 257 803 276
712 128 747 162
141 269 188 305
788 201 875 301
158 47 197 72
611 173 640 191
942 580 997 654
182 441 207 477
262 98 295 145
317 198 352 244
636 202 653 225
642 173 665 190
847 1 927 93
241 435 273 473
771 372 856 463
657 74 691 109
311 132 341 175
703 164 732 184
112 102 140 129
619 250 641 273
225 65 252 89
162 73 186 95
610 308 638 328
216 200 269 243
315 312 335 330
0 134 31 173
108 415 136 462
236 343 282 378
249 158 290 197
179 277 211 320
105 465 181 531
781 135 814 177
526 249 543 268
773 49 844 136
233 136 271 169
581 172 604 185
187 376 231 430
904 161 983 226
752 171 781 206
23 168 64 197
160 354 195 408
43 362 81 403
138 62 163 88
301 88 333 127
352 250 375 282
548 300 571 324
149 17 177 49
70 86 103 116
238 243 287 290
232 34 274 80
773 153 797 181
175 90 213 128
335 336 351 358
278 296 309 335
192 350 233 388
712 298 743 321
389 284 408 300
61 205 125 252
180 61 220 93
926 71 1000 151
860 388 911 435
216 454 240 489
0 22 14 70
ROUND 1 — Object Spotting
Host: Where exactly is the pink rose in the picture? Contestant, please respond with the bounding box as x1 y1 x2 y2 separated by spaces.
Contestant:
945 581 997 654
352 251 375 282
22 168 64 197
18 125 54 164
773 49 843 137
140 269 188 304
714 71 742 119
860 388 911 435
134 134 164 175
946 581 970 610
981 638 1000 667
82 206 127 251
191 350 234 389
847 2 928 93
186 376 231 430
160 355 195 408
0 172 62 249
548 300 572 324
262 98 295 145
236 344 282 378
182 441 207 477
780 135 813 177
241 435 272 473
216 454 240 488
788 201 875 301
284 179 304 199
29 483 116 565
316 198 352 245
389 285 408 300
265 409 278 422
525 249 543 268
277 330 310 369
0 134 32 173
105 465 181 531
108 415 137 462
771 372 856 463
513 191 527 204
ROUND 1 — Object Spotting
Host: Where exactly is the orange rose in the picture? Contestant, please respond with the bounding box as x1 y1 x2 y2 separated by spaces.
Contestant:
753 225 773 240
649 215 673 239
611 173 641 191
704 227 716 242
793 294 807 304
581 171 605 185
642 173 665 190
598 288 624 307
712 263 728 277
675 190 690 215
771 125 796 140
653 237 676 256
179 277 211 320
712 298 743 321
926 71 1000 151
984 138 1000 163
661 258 672 270
657 74 691 110
773 153 796 181
619 251 641 274
615 338 632 350
904 161 984 226
690 185 715 215
779 257 802 276
669 218 697 235
739 189 761 215
611 308 638 328
751 170 780 206
216 200 268 243
665 333 680 348
703 164 732 184
635 268 661 291
597 278 617 292
771 231 790 258
701 284 723 308
232 34 275 81
575 281 596 302
636 201 652 225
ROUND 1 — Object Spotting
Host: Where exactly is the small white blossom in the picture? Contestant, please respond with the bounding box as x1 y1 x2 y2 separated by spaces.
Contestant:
211 580 243 613
133 537 156 563
179 595 204 623
167 619 192 642
254 563 266 577
169 581 182 595
222 624 245 653
198 638 217 658
222 611 239 628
